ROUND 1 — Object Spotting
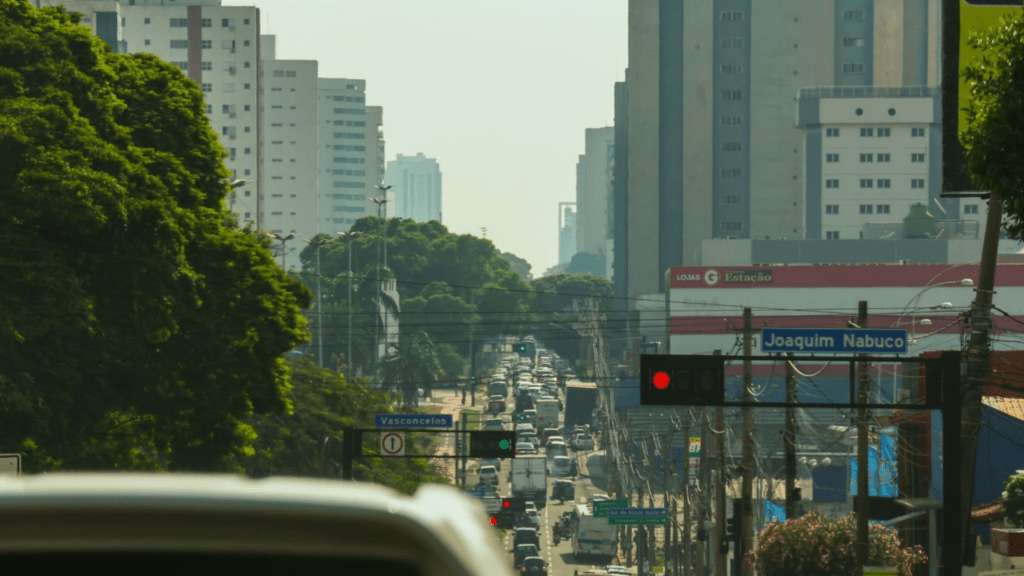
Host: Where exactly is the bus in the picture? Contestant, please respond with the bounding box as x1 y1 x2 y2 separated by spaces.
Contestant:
570 503 618 562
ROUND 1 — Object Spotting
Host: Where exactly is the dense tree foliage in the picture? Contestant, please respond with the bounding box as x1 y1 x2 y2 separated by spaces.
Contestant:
295 218 534 379
564 251 606 277
231 358 446 491
0 0 312 471
529 274 614 362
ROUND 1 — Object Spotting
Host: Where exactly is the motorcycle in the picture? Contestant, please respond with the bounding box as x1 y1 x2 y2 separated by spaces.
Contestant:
553 533 561 545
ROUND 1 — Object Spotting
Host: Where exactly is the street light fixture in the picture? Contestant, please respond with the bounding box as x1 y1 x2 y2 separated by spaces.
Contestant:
305 237 335 368
230 179 249 189
338 231 363 380
267 232 299 270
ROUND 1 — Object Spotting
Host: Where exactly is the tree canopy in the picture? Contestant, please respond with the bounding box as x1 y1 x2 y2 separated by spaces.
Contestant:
0 0 312 471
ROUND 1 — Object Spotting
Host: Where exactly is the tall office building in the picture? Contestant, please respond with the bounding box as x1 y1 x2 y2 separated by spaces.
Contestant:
383 153 442 223
260 35 318 268
559 205 578 264
317 79 386 235
44 0 264 229
623 0 940 298
575 127 615 278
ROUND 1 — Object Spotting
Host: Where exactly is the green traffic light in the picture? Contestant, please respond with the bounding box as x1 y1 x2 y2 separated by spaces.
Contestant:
498 439 510 450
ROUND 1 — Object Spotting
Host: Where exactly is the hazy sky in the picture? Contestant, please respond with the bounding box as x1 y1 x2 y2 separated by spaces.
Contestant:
222 0 627 277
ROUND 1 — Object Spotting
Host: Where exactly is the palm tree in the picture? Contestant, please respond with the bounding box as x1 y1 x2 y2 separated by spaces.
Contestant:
378 332 441 407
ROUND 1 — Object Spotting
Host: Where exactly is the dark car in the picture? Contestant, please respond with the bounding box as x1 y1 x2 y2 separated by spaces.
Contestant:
488 395 506 413
552 479 575 502
513 543 540 568
513 526 540 548
522 557 547 574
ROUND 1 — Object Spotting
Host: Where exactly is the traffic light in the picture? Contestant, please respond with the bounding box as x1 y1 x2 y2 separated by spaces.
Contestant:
502 497 527 512
469 430 516 459
640 354 725 406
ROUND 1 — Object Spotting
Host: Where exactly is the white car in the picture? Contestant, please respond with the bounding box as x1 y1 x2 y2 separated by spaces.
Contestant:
573 433 595 451
478 465 499 485
0 473 514 576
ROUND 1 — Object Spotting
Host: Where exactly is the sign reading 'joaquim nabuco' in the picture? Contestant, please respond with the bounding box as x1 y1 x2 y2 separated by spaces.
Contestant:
760 327 909 354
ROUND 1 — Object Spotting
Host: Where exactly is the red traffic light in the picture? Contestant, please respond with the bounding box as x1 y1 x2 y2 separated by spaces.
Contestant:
653 371 670 390
502 500 511 509
490 516 498 525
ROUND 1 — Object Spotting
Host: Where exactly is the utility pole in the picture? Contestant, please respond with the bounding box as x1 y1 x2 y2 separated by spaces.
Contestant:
470 294 476 407
960 189 1003 573
682 424 691 576
713 347 727 576
784 353 798 520
664 429 674 576
696 408 709 576
856 301 870 566
741 307 754 576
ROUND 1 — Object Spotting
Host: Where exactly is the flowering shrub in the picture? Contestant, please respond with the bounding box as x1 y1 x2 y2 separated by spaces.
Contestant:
746 512 927 576
1002 470 1024 527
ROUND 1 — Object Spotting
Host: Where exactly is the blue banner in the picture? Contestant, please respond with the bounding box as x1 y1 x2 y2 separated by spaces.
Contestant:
374 414 453 428
765 500 786 523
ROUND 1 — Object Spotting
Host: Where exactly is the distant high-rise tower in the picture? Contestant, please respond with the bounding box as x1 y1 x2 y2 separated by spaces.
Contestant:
559 205 578 264
384 153 442 223
576 127 614 278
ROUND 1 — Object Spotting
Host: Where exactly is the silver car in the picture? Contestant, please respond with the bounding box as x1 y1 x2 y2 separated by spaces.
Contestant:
0 473 514 576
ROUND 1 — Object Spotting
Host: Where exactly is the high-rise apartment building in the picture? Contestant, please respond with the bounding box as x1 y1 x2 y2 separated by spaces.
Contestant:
383 153 442 223
260 35 317 268
623 0 940 298
44 0 264 229
575 127 615 277
317 79 385 235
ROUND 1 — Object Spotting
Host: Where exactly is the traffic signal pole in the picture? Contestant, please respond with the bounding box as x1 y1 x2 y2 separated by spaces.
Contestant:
740 307 754 576
856 301 870 566
784 354 797 520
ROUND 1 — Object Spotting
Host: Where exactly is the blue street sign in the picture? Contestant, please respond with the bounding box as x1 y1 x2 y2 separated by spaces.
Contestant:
760 327 909 354
374 414 454 428
465 488 488 498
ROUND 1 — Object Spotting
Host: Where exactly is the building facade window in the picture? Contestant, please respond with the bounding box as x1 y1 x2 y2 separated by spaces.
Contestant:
964 204 979 214
720 64 743 74
877 153 891 162
843 62 865 73
826 128 840 137
721 11 743 22
201 40 212 49
912 127 925 137
202 61 212 71
860 204 873 214
170 18 187 27
826 204 839 214
201 18 212 27
844 10 865 20
860 127 874 137
877 179 891 188
826 179 839 188
877 128 891 137
842 37 864 47
860 179 873 188
721 116 743 126
201 83 212 92
722 142 742 151
860 153 873 163
720 168 741 178
911 178 925 188
826 231 840 240
912 153 925 162
877 205 891 214
721 38 743 48
721 221 742 231
170 39 188 49
826 153 839 162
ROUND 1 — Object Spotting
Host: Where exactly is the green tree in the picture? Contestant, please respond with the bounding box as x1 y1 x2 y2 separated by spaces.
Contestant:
233 358 447 492
379 332 442 407
530 274 613 361
565 251 606 277
0 0 312 471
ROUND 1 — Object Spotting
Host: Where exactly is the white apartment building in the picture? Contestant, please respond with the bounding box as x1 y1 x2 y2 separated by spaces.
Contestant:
43 0 263 229
797 87 942 240
259 35 317 268
383 153 442 223
37 0 127 52
317 79 385 235
575 127 614 275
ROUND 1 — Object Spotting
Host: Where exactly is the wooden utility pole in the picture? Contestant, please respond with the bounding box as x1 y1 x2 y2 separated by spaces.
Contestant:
741 307 754 576
696 409 709 576
713 350 727 576
665 429 675 576
784 353 798 520
856 301 870 565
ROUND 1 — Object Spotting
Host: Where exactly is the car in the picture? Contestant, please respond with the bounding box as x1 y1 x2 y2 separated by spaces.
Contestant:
573 433 595 451
605 565 631 575
0 473 514 576
484 418 504 431
548 455 572 477
480 457 501 472
478 465 498 485
519 433 538 447
513 526 540 548
515 442 537 455
522 556 548 574
537 428 558 444
521 408 538 424
516 509 539 529
545 436 565 448
551 479 575 502
513 543 540 568
488 395 506 412
592 493 610 503
524 501 538 513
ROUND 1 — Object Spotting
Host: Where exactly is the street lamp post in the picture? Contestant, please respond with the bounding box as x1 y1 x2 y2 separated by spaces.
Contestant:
372 191 390 369
338 231 362 380
305 237 334 368
267 232 299 269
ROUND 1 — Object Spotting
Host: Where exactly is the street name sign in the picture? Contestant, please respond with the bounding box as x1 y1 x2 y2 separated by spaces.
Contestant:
374 414 453 428
464 488 488 498
592 499 628 517
607 507 669 525
760 327 908 354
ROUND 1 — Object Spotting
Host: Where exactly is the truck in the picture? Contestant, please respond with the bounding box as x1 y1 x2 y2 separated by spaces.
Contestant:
563 381 598 432
570 503 618 561
510 456 547 508
535 398 560 430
